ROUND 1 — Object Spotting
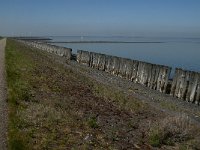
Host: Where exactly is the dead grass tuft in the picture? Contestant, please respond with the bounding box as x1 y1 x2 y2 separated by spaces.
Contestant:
148 114 198 147
19 103 63 126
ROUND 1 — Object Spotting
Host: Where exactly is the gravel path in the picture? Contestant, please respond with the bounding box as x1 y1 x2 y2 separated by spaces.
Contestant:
0 38 7 150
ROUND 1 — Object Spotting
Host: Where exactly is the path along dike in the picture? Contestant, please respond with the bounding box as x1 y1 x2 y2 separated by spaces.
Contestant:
0 38 7 150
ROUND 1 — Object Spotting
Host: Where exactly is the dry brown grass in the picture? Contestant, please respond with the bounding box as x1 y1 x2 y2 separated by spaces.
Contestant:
148 114 200 149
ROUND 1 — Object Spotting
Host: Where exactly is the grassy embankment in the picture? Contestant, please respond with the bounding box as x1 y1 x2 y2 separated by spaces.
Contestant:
5 39 200 149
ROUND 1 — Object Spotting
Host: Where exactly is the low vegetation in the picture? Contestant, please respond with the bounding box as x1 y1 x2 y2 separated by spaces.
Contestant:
148 115 200 149
5 39 200 149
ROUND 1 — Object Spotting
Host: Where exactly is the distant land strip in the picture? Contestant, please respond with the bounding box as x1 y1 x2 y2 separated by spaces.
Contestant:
14 37 52 41
48 41 164 44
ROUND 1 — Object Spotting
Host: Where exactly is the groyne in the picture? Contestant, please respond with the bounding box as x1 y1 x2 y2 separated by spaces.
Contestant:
19 40 200 105
19 40 72 61
77 50 200 105
77 50 171 93
48 41 164 44
170 68 200 104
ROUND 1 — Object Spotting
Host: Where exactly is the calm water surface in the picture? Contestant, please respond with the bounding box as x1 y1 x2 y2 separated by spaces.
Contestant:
49 36 200 75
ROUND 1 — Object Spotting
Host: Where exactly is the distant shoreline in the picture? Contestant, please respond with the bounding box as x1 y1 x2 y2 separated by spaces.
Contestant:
48 41 164 44
13 37 52 41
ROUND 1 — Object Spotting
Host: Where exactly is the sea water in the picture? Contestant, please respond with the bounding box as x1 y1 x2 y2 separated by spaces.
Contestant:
49 36 200 74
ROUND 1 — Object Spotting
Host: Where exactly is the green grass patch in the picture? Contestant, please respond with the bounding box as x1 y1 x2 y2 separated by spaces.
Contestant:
160 101 179 111
87 116 99 129
92 82 146 112
5 39 35 149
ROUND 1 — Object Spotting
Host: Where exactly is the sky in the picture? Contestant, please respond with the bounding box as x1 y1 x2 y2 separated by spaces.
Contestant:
0 0 200 37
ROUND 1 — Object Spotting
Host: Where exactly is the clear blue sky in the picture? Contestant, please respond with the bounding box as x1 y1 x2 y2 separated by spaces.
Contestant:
0 0 200 37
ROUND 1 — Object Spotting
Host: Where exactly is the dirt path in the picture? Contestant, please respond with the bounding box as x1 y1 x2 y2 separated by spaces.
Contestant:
0 38 7 150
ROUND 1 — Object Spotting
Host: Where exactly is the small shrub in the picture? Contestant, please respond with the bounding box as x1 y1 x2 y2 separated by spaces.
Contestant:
87 116 99 128
179 144 189 150
149 128 163 147
10 139 26 150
